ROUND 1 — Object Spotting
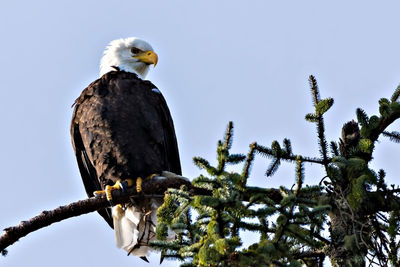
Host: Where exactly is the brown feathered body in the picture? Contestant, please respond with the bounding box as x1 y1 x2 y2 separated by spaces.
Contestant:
70 71 181 254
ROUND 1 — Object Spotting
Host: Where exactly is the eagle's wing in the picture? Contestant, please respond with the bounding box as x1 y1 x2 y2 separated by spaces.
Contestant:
70 82 114 228
150 86 182 176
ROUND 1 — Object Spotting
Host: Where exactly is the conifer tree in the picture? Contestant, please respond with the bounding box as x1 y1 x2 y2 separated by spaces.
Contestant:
152 75 400 266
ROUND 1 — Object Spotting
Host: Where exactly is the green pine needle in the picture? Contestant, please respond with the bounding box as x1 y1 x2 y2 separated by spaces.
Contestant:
316 98 334 116
254 143 274 158
330 141 339 156
295 158 304 194
193 157 218 175
242 142 256 181
356 108 369 127
391 84 400 102
283 138 292 155
309 75 320 106
224 121 234 150
226 153 246 164
383 131 400 143
305 113 318 123
379 98 391 117
266 158 281 176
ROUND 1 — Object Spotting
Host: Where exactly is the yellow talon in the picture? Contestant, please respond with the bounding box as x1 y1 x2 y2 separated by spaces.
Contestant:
93 179 122 201
93 190 104 196
124 178 135 187
108 179 124 201
136 177 142 192
93 178 136 202
147 173 157 179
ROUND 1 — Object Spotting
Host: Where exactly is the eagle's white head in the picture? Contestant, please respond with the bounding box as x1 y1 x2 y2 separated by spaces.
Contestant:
100 37 158 79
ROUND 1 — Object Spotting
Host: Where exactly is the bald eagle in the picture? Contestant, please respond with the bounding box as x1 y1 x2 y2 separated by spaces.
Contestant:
71 37 181 258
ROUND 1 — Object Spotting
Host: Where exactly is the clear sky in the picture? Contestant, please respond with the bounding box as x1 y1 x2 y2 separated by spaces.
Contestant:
1 1 400 266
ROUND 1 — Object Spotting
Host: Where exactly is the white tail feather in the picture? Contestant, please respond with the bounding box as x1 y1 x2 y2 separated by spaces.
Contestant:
112 199 161 257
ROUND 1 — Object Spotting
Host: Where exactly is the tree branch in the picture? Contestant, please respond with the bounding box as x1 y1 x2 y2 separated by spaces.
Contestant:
1 193 111 254
0 172 193 254
0 172 283 255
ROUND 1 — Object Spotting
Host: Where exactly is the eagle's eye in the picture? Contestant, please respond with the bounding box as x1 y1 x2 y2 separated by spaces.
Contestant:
130 47 141 54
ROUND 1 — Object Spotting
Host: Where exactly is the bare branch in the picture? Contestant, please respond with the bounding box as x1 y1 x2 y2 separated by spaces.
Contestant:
0 173 193 254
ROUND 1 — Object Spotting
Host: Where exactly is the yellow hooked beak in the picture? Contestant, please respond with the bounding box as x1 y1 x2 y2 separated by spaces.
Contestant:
133 50 158 67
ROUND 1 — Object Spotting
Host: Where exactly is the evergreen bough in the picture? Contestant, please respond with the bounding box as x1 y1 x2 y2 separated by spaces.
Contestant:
152 76 400 266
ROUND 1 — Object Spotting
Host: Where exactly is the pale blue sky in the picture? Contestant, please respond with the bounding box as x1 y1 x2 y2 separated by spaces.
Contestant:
1 1 400 266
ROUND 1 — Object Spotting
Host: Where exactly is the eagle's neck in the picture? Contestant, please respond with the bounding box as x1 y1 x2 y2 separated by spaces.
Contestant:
100 63 149 79
100 53 149 78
